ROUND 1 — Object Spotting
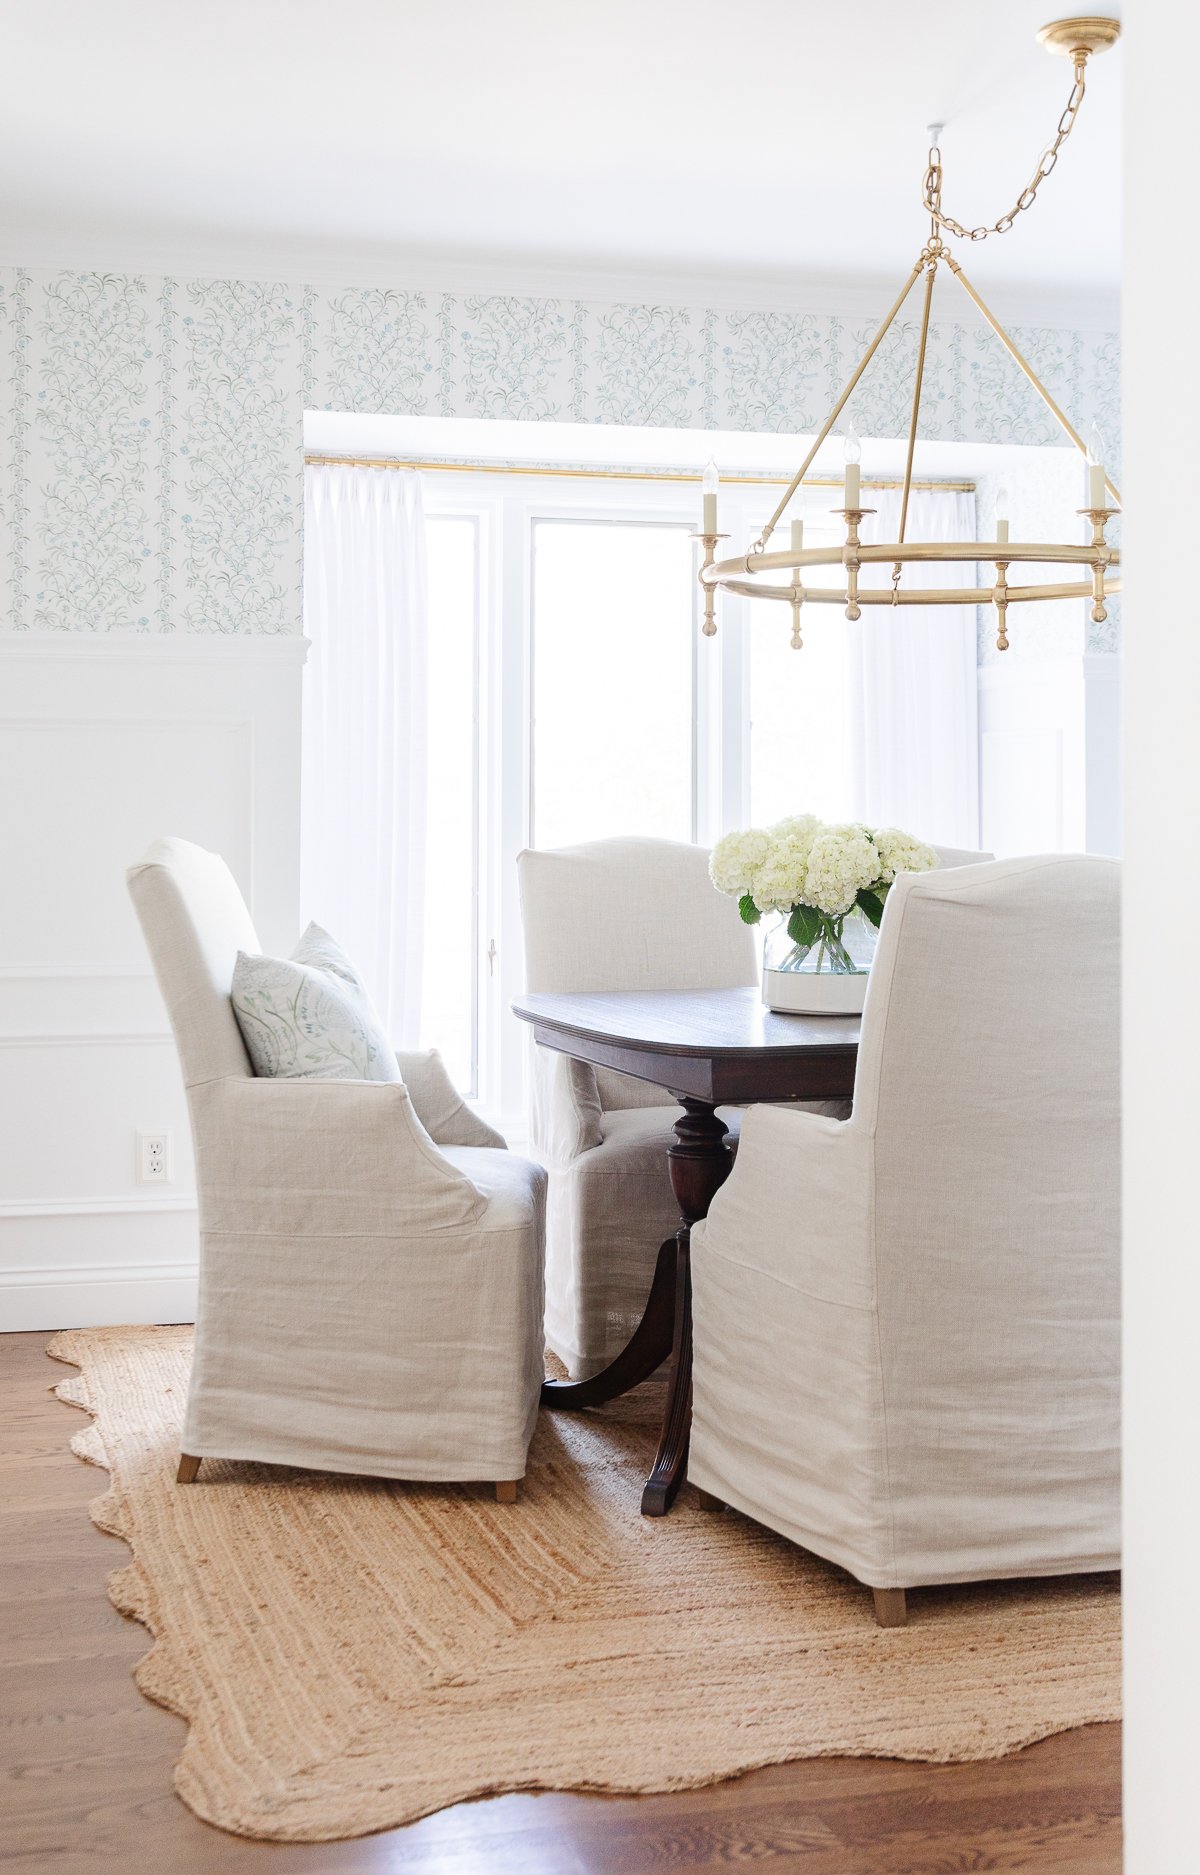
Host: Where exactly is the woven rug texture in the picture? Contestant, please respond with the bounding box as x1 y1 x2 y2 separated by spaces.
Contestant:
49 1324 1120 1842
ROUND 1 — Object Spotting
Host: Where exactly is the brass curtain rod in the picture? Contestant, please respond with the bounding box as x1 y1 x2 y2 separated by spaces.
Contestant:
303 454 976 493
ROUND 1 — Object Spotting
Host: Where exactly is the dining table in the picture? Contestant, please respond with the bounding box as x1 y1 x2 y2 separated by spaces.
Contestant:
511 984 861 1516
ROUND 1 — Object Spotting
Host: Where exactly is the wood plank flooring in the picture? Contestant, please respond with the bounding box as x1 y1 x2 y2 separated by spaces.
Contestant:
0 1333 1121 1874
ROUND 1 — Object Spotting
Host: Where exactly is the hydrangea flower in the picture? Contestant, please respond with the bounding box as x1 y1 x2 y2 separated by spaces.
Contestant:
804 825 882 916
874 827 939 884
709 828 771 897
712 812 938 948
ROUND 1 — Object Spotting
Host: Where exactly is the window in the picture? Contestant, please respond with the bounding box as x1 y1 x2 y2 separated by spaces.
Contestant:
306 456 978 1141
531 519 696 848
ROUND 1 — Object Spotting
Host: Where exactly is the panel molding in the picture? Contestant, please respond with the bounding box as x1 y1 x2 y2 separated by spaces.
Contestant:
0 631 308 664
0 1032 173 1048
0 1195 197 1218
0 599 302 1330
0 963 155 979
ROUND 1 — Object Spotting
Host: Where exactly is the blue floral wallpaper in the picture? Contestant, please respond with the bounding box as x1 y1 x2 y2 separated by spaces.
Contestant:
0 265 1120 648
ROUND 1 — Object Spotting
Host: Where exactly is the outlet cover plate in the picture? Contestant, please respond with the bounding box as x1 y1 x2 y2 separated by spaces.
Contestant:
136 1131 171 1184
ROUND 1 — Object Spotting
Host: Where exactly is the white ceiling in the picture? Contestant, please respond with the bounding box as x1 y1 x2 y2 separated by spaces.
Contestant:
1 1 1122 319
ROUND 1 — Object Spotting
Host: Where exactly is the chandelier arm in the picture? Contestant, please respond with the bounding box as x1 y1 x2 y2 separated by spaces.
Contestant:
713 579 801 602
945 255 1123 505
897 256 939 558
754 257 925 553
705 579 1119 607
703 541 1119 579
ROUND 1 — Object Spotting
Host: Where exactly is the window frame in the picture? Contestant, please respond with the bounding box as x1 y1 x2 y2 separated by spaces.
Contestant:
421 469 849 1136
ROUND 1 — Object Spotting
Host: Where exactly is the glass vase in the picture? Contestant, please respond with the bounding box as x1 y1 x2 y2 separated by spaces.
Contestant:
762 905 879 1014
764 906 879 976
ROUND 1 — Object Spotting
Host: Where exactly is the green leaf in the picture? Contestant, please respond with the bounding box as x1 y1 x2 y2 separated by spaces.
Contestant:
738 894 761 926
786 903 824 948
857 889 886 928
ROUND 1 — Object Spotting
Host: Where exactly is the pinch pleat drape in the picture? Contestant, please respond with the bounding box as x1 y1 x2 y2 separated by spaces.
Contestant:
301 465 429 1044
848 489 980 848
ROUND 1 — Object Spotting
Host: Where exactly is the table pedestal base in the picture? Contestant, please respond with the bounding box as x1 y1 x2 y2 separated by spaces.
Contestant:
540 1097 734 1517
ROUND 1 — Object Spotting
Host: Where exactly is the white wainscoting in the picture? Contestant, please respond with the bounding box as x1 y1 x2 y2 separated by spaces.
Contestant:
0 633 305 1331
978 654 1121 860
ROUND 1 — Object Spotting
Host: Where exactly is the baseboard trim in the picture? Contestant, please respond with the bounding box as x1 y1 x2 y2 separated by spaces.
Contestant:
1 1259 198 1331
0 1257 198 1288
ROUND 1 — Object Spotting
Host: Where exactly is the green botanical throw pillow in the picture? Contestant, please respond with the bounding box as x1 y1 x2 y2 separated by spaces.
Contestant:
231 923 401 1083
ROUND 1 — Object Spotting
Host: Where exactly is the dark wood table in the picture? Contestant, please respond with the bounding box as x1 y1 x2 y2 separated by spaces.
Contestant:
512 986 860 1516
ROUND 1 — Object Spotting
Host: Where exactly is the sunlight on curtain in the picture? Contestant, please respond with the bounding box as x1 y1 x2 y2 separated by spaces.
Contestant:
301 465 428 1045
748 516 849 824
850 488 980 848
532 520 694 848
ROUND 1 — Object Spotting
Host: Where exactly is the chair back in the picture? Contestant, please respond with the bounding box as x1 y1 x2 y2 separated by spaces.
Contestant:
517 836 756 994
127 837 259 1088
855 854 1120 1570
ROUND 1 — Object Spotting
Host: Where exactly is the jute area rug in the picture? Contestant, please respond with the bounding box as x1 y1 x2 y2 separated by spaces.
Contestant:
50 1325 1120 1844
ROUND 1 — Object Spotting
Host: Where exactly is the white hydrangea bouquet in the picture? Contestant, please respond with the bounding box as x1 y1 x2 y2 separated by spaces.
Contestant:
710 815 938 1011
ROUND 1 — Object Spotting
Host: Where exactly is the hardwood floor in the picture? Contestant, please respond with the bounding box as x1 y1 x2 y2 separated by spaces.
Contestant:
0 1332 1121 1874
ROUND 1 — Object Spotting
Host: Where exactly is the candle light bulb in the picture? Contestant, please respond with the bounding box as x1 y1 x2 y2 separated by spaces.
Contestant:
843 421 861 509
1084 423 1106 510
701 458 719 537
995 485 1010 547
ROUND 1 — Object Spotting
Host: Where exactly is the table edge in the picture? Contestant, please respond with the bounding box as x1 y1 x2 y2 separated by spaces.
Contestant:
511 996 861 1060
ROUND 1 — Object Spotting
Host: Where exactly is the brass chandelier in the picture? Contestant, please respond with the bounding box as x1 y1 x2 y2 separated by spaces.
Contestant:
697 15 1122 653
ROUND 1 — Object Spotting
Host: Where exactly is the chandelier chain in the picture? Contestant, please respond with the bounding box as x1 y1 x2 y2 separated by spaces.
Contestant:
922 57 1087 243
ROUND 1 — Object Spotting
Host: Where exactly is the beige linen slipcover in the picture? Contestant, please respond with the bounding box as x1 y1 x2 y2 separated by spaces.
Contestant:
518 836 891 1381
689 854 1120 1595
127 838 546 1483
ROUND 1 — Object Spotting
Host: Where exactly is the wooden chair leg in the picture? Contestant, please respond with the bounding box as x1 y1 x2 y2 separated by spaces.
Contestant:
495 1479 519 1504
872 1587 907 1628
696 1488 726 1512
176 1453 202 1484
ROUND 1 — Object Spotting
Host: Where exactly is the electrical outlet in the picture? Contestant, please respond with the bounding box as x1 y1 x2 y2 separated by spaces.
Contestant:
136 1131 171 1184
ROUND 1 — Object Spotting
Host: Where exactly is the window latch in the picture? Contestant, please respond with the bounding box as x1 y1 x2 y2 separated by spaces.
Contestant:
487 938 498 976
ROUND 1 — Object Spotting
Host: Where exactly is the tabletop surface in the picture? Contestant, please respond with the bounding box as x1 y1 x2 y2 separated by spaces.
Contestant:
511 985 862 1059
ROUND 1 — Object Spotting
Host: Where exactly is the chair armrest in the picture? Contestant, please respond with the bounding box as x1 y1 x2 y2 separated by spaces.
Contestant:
696 1104 874 1309
395 1047 507 1148
528 1044 603 1165
189 1076 485 1238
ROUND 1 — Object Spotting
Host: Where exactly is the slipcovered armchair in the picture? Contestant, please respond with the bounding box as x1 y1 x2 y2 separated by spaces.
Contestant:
128 838 546 1498
688 855 1120 1624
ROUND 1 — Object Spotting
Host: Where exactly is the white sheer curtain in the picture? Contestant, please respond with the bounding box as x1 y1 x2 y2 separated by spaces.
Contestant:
847 488 980 847
301 465 428 1044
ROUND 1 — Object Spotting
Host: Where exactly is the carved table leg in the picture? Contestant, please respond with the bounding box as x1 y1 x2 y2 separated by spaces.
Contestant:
641 1098 733 1517
539 1234 677 1411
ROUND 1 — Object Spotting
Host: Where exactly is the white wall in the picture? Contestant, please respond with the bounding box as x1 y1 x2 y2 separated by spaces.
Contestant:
1122 2 1200 1865
0 634 304 1329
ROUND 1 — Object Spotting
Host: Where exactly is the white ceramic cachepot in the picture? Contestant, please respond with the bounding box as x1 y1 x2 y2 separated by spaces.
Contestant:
761 906 878 1015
